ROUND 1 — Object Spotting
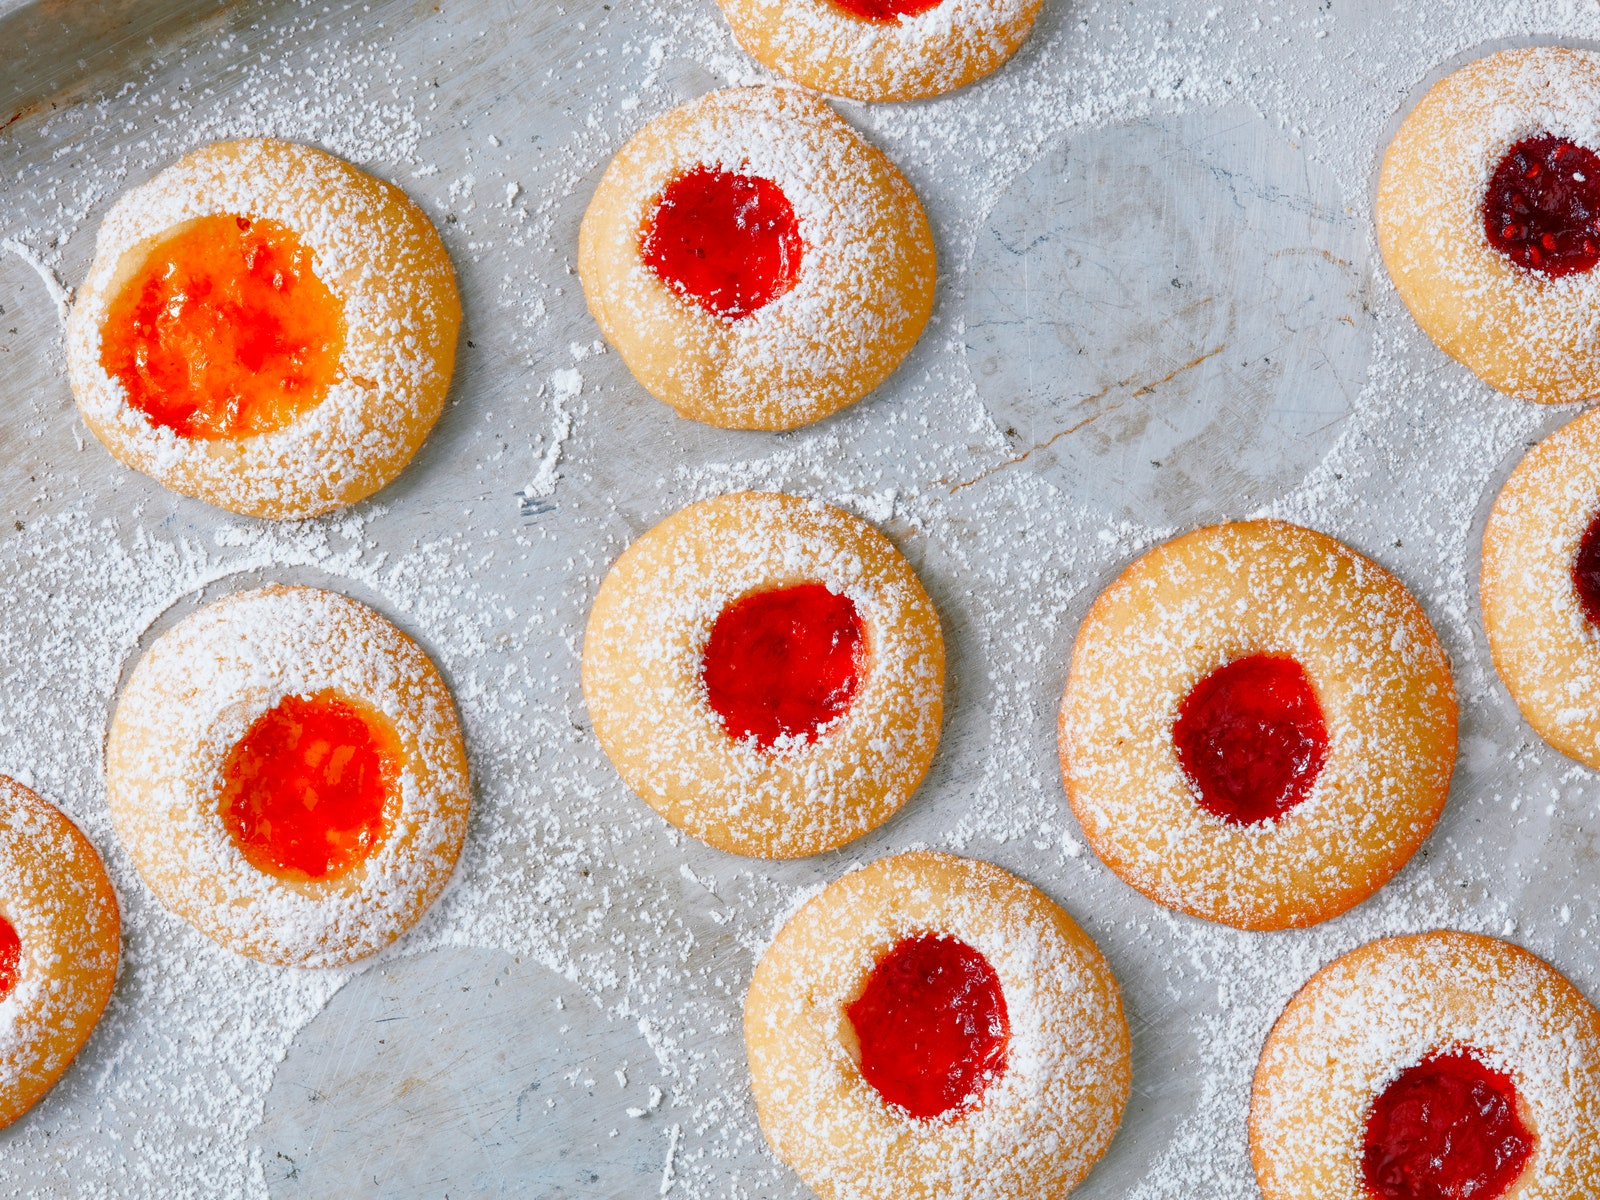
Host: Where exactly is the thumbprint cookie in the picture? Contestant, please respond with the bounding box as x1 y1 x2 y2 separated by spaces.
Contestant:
578 86 936 430
1377 47 1600 403
0 776 119 1129
716 0 1044 103
1060 520 1457 931
745 851 1130 1200
1251 930 1600 1200
1481 405 1600 768
68 138 461 519
582 491 943 858
107 585 470 968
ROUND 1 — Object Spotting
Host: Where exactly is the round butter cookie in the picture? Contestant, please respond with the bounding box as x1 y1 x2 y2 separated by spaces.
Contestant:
1251 930 1600 1200
107 585 470 968
1377 46 1600 403
69 138 460 518
1482 404 1600 767
578 86 935 430
0 776 119 1129
582 491 943 858
745 851 1129 1200
1060 520 1457 930
716 0 1043 103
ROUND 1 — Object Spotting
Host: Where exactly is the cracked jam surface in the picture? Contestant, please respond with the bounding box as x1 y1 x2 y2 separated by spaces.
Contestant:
1484 135 1600 277
846 933 1009 1120
101 213 345 439
700 583 864 749
218 691 397 882
1172 654 1329 826
1361 1050 1534 1200
641 166 803 320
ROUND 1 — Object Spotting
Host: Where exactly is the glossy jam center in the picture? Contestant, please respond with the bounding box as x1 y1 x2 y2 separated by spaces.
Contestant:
1484 135 1600 276
830 0 942 20
101 213 345 439
641 166 802 320
1172 653 1328 826
219 690 397 882
0 916 20 1003
1362 1051 1534 1200
1572 507 1600 630
701 583 864 749
846 934 1009 1120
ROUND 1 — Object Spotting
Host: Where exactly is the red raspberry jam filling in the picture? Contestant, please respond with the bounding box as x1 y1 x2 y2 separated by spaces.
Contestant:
101 213 346 439
701 583 864 749
1172 654 1328 826
219 690 398 882
1572 506 1600 629
830 0 942 20
1362 1050 1534 1200
1484 135 1600 277
641 165 803 320
846 933 1009 1120
0 915 19 1002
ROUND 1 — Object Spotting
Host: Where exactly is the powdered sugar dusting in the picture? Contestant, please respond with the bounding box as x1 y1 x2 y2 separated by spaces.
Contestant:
0 0 1598 1196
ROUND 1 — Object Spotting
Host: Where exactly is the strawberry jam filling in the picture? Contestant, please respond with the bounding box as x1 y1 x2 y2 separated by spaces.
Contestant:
101 213 345 439
0 916 20 1003
846 934 1009 1120
1484 135 1600 276
1362 1050 1534 1200
219 690 397 882
641 165 802 320
1572 507 1600 629
1173 653 1328 826
701 583 864 749
830 0 942 20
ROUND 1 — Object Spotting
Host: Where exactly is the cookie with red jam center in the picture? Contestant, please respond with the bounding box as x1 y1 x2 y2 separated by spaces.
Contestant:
746 852 1129 1200
578 86 935 431
1377 47 1600 403
1060 520 1457 930
1252 931 1600 1200
1482 404 1600 769
582 491 943 859
714 0 1044 103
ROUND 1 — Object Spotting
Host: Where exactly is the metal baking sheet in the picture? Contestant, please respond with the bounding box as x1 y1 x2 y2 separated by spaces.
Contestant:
1 1 1598 1197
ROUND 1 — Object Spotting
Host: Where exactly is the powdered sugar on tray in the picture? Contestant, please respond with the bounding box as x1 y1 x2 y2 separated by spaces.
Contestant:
2 0 1600 1197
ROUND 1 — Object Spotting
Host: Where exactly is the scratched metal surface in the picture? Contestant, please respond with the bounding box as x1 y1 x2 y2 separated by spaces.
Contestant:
1 1 1600 1197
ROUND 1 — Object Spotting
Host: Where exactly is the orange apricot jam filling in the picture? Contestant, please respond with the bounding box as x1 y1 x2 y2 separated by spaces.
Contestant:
100 213 345 440
0 915 19 1002
219 690 398 882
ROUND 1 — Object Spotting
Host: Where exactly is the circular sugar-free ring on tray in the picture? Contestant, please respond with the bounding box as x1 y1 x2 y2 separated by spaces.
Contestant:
1482 405 1600 768
1250 930 1600 1200
577 85 936 431
0 776 119 1129
715 0 1044 103
1059 519 1458 931
67 137 461 519
581 491 943 858
745 851 1130 1200
1376 46 1600 404
106 585 470 968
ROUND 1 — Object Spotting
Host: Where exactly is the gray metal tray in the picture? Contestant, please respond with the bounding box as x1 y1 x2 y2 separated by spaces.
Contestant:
1 1 1598 1196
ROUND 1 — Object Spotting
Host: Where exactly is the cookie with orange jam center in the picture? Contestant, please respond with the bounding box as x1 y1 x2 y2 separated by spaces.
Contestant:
100 214 345 440
107 585 470 968
69 138 460 519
